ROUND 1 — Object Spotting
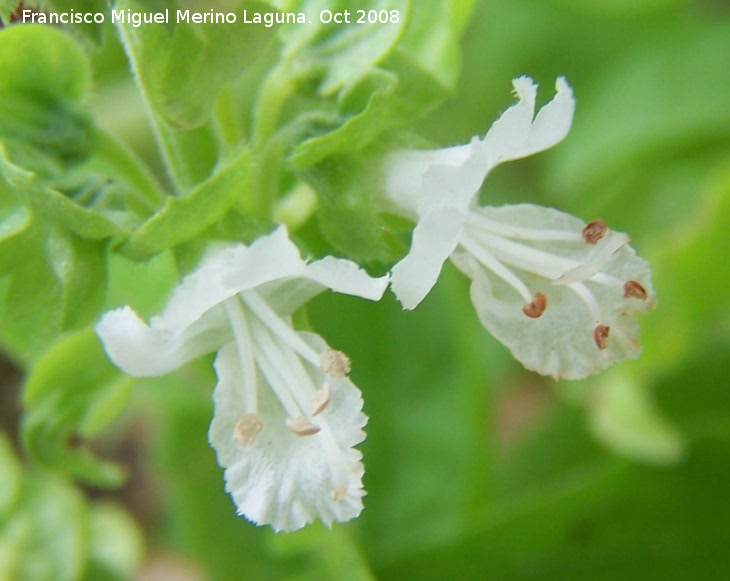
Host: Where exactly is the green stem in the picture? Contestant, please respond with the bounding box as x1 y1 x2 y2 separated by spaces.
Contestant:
252 61 296 146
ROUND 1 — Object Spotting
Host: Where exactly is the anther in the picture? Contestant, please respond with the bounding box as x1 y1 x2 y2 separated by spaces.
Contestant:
320 349 351 378
234 414 264 446
522 292 547 319
593 325 610 350
582 219 607 244
285 416 321 436
623 280 648 300
311 383 332 416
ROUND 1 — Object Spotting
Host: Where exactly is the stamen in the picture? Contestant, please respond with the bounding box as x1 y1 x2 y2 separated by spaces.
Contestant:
470 230 583 280
320 349 351 378
234 414 263 446
623 280 648 300
311 383 332 416
286 416 321 436
557 232 628 284
249 319 308 419
459 236 533 303
522 292 547 319
223 298 258 413
240 290 321 366
467 212 584 242
582 219 607 244
593 325 610 350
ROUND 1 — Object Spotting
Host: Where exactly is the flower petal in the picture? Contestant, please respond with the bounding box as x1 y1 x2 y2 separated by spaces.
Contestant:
95 305 229 376
163 226 304 332
303 256 389 302
483 76 574 164
451 205 655 380
222 227 388 315
209 335 367 532
390 207 466 309
385 138 484 216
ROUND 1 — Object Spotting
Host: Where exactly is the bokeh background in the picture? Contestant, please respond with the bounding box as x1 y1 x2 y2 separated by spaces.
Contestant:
2 0 730 579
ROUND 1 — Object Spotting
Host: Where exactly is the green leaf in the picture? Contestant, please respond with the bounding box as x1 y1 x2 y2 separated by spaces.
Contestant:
0 179 114 356
0 206 30 271
0 95 94 163
0 474 87 581
118 148 254 260
115 0 280 129
105 248 178 318
0 147 127 240
0 24 91 102
47 228 106 331
290 52 449 169
0 224 65 358
302 154 397 262
22 329 133 487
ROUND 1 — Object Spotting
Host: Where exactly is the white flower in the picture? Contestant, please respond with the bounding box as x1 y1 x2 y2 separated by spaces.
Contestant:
384 77 655 380
96 227 388 531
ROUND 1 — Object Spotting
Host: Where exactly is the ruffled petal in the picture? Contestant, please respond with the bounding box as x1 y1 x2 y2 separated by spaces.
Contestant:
390 207 466 309
451 204 655 380
209 335 367 532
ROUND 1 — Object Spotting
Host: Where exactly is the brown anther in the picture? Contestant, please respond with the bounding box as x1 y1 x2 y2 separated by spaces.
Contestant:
582 219 607 244
285 416 321 436
593 325 610 350
311 383 332 416
522 292 547 319
234 414 264 446
320 349 351 378
623 280 648 300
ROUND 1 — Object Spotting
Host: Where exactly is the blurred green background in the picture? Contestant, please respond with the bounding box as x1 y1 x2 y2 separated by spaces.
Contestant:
2 0 730 579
